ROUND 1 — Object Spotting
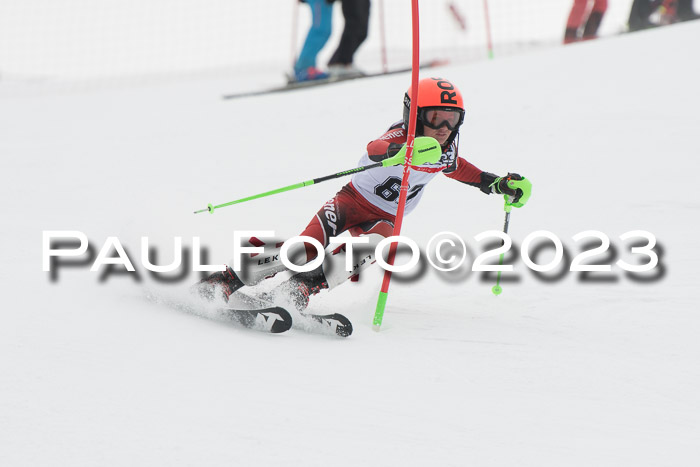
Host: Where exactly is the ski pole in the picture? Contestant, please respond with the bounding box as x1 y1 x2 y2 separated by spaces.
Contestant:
193 137 443 215
491 176 532 295
491 200 512 296
193 162 383 214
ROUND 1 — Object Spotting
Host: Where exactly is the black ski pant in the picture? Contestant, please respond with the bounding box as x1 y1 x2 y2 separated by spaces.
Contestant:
677 0 699 20
328 0 370 66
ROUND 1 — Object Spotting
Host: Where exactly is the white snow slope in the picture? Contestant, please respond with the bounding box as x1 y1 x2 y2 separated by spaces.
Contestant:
2 22 700 467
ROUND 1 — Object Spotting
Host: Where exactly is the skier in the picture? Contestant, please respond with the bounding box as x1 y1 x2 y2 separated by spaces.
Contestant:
292 0 334 82
193 77 531 311
327 0 371 79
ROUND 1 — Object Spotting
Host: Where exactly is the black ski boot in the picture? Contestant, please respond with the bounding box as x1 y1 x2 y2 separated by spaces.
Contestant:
628 0 656 31
676 0 700 21
582 10 604 40
564 27 579 44
191 266 245 302
273 266 329 311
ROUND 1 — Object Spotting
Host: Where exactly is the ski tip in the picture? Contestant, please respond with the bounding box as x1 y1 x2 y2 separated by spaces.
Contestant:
325 313 352 337
300 312 353 338
336 321 353 338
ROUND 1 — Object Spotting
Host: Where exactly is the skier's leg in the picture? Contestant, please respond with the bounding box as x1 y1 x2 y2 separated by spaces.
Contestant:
564 0 589 43
276 219 394 311
195 183 391 306
192 235 302 302
676 0 699 21
328 0 370 66
294 0 333 78
192 190 344 302
628 0 655 31
582 0 608 38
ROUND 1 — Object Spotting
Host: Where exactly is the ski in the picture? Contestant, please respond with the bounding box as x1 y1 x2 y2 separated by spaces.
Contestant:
299 312 353 338
145 289 293 334
219 306 293 334
229 291 353 338
222 60 448 100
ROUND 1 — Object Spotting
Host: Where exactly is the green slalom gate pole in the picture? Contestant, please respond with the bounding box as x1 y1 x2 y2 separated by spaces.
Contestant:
193 137 442 215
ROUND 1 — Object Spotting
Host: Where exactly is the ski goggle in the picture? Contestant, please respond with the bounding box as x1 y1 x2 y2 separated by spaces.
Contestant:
419 107 465 131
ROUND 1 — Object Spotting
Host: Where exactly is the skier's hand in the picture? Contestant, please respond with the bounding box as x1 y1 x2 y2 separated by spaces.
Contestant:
495 173 522 197
493 173 532 207
369 143 403 163
386 143 404 158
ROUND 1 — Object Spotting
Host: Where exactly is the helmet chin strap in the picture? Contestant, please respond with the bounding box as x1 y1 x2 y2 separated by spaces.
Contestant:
414 120 424 138
441 128 459 149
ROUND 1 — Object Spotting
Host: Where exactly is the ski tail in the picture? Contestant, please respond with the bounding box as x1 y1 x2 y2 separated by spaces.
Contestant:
230 291 353 337
220 306 293 334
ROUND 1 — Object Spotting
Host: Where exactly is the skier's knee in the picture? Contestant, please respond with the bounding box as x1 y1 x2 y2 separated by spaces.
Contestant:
348 219 394 239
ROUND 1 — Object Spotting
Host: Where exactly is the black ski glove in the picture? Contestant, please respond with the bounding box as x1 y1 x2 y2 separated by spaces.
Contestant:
368 143 404 162
493 173 524 202
386 143 404 157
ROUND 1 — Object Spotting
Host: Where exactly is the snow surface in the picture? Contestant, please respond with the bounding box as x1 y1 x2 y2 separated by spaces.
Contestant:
0 0 653 82
2 19 700 467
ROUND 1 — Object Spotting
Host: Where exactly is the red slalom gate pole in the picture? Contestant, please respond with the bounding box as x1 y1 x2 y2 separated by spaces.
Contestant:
483 0 494 59
378 0 389 73
372 0 421 331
